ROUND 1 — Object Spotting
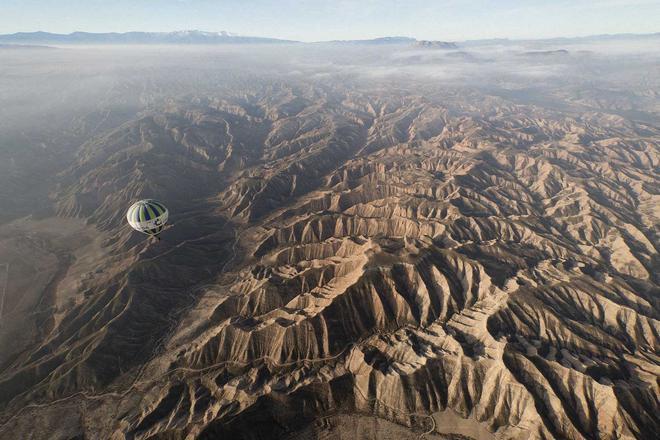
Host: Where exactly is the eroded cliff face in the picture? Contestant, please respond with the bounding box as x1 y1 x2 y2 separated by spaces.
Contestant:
0 75 658 440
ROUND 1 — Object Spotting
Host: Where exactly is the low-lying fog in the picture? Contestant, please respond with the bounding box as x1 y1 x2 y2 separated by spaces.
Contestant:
1 37 658 130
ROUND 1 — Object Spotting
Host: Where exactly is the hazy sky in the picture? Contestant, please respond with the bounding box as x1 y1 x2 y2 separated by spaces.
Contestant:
2 0 659 41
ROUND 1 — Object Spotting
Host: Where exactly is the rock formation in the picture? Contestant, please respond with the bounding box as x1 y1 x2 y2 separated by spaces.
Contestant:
0 43 658 439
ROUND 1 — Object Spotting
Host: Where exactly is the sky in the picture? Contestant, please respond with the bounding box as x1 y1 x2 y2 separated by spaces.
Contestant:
1 0 659 42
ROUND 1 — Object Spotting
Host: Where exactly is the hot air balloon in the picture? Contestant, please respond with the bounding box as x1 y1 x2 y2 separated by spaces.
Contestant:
126 199 169 239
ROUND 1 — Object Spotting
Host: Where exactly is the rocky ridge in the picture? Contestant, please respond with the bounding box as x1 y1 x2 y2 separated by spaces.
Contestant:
0 79 658 439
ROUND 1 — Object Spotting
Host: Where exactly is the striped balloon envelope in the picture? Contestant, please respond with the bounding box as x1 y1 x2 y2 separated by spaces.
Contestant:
126 199 169 237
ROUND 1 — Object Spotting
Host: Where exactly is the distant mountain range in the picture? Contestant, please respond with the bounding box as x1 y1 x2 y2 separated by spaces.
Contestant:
0 30 657 47
0 30 294 45
0 31 453 47
460 32 660 46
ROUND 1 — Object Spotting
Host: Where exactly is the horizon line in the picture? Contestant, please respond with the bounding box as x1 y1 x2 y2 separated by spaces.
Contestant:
2 29 659 44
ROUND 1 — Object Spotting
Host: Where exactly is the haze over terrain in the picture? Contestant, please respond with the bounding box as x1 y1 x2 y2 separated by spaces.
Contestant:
0 34 658 439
